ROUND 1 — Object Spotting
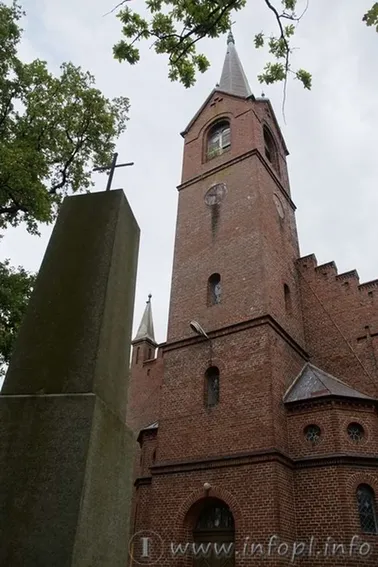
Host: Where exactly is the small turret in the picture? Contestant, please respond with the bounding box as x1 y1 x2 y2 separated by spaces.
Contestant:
132 295 157 364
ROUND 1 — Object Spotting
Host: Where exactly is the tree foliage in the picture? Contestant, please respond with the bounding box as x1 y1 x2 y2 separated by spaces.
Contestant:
0 1 129 374
0 259 35 375
0 1 129 234
113 0 378 90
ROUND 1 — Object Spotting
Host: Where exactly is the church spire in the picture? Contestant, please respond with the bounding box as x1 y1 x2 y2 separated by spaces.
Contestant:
218 31 252 98
133 294 156 343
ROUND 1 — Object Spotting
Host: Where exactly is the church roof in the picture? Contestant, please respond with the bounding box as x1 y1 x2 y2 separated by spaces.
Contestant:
284 363 375 404
133 294 156 344
218 31 252 98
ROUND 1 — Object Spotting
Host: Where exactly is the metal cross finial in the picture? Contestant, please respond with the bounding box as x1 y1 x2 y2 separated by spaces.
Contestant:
93 152 134 192
147 294 152 303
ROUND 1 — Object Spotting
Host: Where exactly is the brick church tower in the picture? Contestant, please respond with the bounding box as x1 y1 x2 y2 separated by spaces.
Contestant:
128 33 378 566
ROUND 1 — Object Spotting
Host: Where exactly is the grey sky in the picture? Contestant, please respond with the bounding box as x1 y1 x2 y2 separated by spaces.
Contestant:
1 0 378 346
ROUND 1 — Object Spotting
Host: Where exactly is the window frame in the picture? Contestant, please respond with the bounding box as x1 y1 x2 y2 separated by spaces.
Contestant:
263 125 280 174
208 273 221 306
205 366 220 408
356 484 378 535
206 120 231 161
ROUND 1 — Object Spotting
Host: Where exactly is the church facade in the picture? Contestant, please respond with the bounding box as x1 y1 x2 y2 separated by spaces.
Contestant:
127 33 378 566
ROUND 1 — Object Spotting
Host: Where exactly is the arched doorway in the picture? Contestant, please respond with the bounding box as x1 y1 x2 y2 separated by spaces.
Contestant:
192 498 235 567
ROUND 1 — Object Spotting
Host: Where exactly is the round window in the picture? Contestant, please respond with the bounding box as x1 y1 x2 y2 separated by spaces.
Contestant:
347 422 365 443
304 424 321 445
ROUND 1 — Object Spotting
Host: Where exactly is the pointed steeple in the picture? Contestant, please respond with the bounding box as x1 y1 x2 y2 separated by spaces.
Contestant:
218 31 252 98
133 294 156 344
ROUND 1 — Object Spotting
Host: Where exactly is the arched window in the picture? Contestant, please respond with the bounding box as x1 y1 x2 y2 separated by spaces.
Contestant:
263 126 279 173
284 283 292 314
208 273 221 305
205 366 220 407
356 484 378 534
195 501 234 531
207 121 231 160
193 499 235 561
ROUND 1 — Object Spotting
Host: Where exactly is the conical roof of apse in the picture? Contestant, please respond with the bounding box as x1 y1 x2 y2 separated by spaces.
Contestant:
133 294 156 343
284 363 376 404
218 30 252 98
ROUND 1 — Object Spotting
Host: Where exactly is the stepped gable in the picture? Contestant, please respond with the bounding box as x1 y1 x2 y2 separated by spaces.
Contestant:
284 363 376 404
297 253 378 297
336 269 359 282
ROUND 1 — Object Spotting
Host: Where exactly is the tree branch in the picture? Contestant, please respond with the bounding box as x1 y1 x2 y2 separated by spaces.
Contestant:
161 0 239 67
104 0 130 17
263 0 291 120
0 185 28 217
0 91 16 130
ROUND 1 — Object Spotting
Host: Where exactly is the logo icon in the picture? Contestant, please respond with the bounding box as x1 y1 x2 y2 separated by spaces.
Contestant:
129 530 164 565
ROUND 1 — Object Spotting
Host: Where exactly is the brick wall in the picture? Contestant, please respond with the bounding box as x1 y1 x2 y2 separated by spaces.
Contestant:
127 85 378 566
297 254 378 397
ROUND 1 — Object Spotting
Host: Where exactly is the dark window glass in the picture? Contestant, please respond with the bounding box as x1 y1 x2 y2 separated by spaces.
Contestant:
284 284 292 314
357 485 378 534
348 423 365 443
206 366 220 407
304 424 321 445
196 503 234 530
208 273 221 305
263 126 279 174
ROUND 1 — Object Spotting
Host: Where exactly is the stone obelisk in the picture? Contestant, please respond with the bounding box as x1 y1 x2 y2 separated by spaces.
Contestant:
0 189 139 566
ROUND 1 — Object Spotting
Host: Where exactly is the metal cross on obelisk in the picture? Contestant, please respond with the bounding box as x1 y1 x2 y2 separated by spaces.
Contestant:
93 152 134 191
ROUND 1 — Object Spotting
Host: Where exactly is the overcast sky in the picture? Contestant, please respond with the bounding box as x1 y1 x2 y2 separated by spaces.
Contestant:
1 0 378 345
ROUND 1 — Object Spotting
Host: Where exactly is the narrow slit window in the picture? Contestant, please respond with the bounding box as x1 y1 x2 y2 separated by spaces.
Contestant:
284 284 292 314
208 273 221 305
205 366 220 407
357 484 378 534
263 126 279 174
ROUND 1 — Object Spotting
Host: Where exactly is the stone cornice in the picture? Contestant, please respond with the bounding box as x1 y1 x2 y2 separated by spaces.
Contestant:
294 453 378 469
286 396 378 412
162 313 308 360
140 450 378 477
151 448 293 475
177 148 296 211
134 476 152 488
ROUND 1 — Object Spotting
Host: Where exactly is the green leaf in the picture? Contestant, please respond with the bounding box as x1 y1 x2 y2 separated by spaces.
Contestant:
0 259 36 374
296 69 312 89
363 3 378 31
254 32 264 48
0 2 129 234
